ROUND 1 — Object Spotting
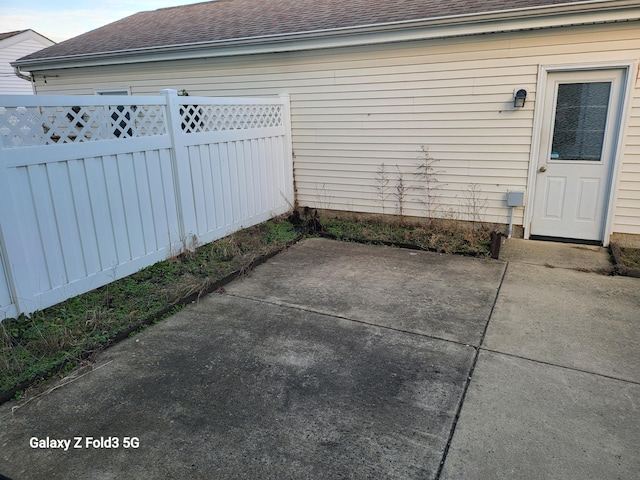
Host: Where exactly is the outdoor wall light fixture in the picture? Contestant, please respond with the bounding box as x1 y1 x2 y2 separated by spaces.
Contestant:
514 89 527 108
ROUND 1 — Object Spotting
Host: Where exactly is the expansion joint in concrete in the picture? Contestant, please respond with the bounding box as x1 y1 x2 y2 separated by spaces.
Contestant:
223 292 477 348
478 348 640 386
435 260 509 479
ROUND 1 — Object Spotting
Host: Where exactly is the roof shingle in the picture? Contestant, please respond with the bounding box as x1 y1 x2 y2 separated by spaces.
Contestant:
16 0 616 62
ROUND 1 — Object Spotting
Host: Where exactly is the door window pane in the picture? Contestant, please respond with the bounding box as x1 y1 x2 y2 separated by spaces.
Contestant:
551 82 611 161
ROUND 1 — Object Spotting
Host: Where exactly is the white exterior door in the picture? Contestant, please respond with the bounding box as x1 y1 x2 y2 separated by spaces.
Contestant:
530 69 625 243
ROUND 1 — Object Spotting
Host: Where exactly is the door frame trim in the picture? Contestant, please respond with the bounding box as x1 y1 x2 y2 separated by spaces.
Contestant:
524 61 636 246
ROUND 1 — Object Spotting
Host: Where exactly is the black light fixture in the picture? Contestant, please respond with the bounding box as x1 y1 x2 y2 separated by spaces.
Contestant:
514 89 527 108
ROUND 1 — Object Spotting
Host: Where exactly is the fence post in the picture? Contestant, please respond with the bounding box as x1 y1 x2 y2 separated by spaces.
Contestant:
161 89 195 248
279 93 295 207
0 148 34 316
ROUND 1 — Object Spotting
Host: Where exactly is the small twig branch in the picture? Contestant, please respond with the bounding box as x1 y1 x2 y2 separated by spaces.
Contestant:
4 360 114 420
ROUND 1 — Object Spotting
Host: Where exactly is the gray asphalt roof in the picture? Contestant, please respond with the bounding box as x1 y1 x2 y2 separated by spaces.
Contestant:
17 0 606 62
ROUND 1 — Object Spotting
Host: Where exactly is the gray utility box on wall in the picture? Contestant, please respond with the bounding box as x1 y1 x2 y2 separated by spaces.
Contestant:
507 191 525 207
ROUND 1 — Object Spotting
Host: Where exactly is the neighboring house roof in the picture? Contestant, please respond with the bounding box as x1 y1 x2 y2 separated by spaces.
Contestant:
0 30 28 42
13 0 640 70
0 29 54 46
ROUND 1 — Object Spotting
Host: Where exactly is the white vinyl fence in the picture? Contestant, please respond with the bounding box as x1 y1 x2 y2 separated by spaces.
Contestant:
0 90 293 319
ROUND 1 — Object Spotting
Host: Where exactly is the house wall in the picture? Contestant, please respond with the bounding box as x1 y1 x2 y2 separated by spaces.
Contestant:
32 22 640 235
0 32 52 94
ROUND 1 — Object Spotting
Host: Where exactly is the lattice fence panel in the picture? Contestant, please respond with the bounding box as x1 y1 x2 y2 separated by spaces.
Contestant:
0 104 167 148
179 104 283 134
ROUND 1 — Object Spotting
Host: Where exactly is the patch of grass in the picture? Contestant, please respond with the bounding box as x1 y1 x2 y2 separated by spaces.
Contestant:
611 244 640 277
0 217 298 400
617 247 640 269
321 216 492 255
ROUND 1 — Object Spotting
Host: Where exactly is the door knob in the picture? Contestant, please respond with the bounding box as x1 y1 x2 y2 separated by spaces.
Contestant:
539 166 547 173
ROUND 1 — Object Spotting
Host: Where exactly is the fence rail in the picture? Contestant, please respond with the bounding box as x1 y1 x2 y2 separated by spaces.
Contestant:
0 90 294 319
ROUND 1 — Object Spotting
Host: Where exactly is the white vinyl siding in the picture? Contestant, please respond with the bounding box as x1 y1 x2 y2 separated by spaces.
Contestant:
0 32 53 94
616 90 640 235
32 21 640 234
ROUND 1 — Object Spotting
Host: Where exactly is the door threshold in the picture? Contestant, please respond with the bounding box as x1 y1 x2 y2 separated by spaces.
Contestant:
529 235 602 246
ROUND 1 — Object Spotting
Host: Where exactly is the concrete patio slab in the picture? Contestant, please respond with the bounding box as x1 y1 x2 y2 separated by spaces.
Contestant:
1 237 636 480
226 238 506 346
440 350 640 480
0 289 475 480
499 238 614 273
484 262 640 382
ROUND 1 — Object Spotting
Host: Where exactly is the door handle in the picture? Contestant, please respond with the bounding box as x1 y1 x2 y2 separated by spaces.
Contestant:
539 166 547 173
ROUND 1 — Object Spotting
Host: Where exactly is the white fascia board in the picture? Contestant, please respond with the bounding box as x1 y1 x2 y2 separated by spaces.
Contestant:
13 4 640 72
